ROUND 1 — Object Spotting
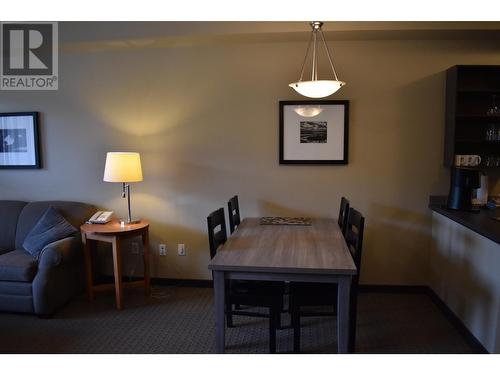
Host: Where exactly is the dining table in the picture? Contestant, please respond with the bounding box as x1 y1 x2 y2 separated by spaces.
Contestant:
208 217 357 353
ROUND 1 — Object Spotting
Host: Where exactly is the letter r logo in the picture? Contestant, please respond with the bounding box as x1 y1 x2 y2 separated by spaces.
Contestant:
2 23 53 75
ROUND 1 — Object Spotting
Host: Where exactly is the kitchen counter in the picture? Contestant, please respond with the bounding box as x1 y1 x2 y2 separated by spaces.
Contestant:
429 197 500 352
429 197 500 245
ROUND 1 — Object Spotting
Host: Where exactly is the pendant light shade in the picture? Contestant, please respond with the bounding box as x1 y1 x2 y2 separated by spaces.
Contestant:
289 22 345 98
289 80 344 98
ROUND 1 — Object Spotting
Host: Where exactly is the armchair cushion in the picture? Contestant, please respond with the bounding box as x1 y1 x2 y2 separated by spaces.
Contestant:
22 207 77 259
0 249 38 282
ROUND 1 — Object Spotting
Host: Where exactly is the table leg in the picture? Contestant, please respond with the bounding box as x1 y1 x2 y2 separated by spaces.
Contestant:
81 233 94 301
111 236 123 310
142 229 150 296
337 276 351 354
213 271 226 353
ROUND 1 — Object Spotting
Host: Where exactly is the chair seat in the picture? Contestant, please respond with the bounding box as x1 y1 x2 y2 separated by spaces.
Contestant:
290 282 338 307
0 249 38 282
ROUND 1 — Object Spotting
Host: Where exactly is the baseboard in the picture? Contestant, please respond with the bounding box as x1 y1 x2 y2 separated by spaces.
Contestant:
358 284 429 294
151 277 212 288
98 275 213 288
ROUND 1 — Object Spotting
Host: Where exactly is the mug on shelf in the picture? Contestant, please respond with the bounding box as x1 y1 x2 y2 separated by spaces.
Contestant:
454 155 466 166
454 154 481 167
485 156 500 167
466 154 481 166
485 124 498 141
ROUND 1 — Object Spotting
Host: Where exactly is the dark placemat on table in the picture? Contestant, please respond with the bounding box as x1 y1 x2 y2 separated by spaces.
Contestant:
260 217 312 226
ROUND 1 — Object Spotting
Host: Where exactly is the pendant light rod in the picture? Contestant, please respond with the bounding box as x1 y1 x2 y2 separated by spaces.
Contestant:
296 21 341 83
298 31 314 82
312 28 317 81
318 27 339 81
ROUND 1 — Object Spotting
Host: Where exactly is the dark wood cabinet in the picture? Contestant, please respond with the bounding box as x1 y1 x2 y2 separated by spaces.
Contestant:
444 65 500 168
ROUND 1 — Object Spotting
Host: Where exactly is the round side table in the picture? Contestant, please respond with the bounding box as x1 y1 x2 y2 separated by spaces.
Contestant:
80 220 150 310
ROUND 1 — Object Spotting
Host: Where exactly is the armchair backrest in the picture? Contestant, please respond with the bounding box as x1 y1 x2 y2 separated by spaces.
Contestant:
0 201 27 254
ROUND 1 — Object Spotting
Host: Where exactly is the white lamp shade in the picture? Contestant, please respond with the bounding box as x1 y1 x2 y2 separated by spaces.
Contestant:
289 80 345 98
103 152 143 183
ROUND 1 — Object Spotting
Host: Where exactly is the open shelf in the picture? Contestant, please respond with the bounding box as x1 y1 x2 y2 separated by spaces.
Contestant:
458 89 500 93
456 115 500 119
444 65 500 168
455 140 500 144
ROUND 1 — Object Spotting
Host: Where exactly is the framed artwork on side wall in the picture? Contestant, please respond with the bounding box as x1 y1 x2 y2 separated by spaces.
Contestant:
279 100 349 164
0 112 41 169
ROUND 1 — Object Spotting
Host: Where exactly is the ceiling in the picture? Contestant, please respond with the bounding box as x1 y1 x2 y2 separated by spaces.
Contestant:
61 21 500 52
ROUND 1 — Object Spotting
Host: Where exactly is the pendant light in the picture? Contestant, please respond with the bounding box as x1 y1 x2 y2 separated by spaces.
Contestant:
289 21 345 98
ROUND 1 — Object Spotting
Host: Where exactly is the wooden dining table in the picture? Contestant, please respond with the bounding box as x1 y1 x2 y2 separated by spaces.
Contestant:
208 217 357 353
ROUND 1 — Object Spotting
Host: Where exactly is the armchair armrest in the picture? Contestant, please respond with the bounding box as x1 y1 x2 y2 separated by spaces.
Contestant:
38 234 81 268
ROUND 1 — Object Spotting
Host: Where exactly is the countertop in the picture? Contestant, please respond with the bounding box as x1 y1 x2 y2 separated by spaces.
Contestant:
429 197 500 245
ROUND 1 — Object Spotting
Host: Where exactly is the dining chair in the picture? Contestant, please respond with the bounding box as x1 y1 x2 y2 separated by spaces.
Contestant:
289 207 365 353
207 207 284 353
338 197 350 236
228 195 287 321
228 195 241 234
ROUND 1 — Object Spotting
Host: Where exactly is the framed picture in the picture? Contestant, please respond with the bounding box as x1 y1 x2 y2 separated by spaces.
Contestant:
0 112 41 169
279 100 349 164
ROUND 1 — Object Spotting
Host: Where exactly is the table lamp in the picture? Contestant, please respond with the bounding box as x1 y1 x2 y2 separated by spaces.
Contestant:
103 152 143 224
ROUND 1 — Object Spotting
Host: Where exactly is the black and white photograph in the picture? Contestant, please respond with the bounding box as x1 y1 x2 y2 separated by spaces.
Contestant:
0 128 28 153
0 112 40 169
300 121 327 143
280 101 349 164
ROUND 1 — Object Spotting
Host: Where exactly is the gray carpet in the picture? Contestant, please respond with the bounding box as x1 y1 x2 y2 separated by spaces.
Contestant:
0 286 477 354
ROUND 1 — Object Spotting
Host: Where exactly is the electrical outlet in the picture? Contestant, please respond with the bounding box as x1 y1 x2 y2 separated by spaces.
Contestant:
177 243 186 256
159 244 167 256
131 242 140 254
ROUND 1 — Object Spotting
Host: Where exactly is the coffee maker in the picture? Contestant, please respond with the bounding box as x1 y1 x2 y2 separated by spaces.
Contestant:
447 168 480 211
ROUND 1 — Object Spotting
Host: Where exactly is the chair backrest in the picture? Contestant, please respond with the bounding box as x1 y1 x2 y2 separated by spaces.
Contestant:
344 207 365 283
207 208 228 259
338 197 350 236
227 195 241 234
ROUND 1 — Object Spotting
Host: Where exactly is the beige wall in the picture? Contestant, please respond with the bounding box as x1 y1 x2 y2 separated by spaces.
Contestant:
1 23 499 283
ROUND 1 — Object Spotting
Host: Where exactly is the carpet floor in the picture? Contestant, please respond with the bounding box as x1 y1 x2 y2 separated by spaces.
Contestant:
0 286 478 354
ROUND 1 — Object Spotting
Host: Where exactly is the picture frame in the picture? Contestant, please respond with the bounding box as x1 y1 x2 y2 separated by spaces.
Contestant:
279 100 349 165
0 112 41 169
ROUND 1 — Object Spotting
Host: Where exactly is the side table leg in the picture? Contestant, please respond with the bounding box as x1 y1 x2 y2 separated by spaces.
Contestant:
142 229 151 296
81 233 94 301
112 236 123 310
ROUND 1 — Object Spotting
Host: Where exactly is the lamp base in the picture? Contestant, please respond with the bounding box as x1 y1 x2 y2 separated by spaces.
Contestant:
119 218 141 225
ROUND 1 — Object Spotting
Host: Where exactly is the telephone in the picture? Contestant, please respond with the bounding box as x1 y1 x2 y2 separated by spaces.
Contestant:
87 211 114 224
